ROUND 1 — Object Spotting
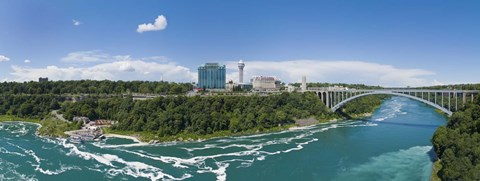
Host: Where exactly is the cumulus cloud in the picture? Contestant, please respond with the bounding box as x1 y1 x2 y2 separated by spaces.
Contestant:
72 19 82 26
8 52 440 87
61 50 113 63
10 59 196 82
225 60 437 87
0 55 10 62
137 15 167 33
24 59 31 63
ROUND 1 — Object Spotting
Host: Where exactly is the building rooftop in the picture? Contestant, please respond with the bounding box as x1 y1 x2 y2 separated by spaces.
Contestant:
198 63 226 69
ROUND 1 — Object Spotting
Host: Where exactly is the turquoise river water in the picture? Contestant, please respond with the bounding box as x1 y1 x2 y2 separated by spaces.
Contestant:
0 96 447 181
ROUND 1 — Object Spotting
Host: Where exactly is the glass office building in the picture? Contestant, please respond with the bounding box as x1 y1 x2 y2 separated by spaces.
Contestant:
198 63 226 89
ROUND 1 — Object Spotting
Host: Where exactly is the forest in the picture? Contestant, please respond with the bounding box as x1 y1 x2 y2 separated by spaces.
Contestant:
432 96 480 180
61 93 331 136
0 80 193 95
59 92 386 139
0 81 388 140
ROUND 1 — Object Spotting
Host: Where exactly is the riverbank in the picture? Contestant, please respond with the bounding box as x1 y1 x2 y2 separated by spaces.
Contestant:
0 115 82 138
101 111 375 144
103 133 143 143
430 160 442 181
1 107 378 145
0 115 41 124
102 124 296 143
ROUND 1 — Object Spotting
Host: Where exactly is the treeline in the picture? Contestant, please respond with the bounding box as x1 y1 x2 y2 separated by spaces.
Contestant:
61 93 333 136
432 97 480 180
290 82 383 90
341 95 389 115
0 80 193 95
0 94 63 118
421 83 480 90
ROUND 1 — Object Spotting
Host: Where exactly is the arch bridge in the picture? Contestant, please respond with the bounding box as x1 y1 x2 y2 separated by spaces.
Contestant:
308 88 480 116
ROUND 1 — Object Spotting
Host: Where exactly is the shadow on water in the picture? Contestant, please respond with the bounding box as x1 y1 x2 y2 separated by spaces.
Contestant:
427 148 438 162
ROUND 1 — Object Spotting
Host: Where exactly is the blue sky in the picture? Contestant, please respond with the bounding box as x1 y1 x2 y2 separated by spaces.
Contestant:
0 0 479 86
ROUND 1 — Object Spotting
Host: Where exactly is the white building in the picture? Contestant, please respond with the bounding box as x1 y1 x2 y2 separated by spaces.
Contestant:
288 85 299 93
252 76 281 91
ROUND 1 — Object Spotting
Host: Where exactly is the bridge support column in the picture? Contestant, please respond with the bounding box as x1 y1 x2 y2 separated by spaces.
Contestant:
463 93 466 108
329 92 333 108
448 92 451 111
442 92 444 108
435 92 437 104
326 92 330 109
455 92 458 111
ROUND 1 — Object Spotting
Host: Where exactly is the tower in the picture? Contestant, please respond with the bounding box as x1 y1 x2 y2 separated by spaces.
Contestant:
238 60 245 83
301 76 307 92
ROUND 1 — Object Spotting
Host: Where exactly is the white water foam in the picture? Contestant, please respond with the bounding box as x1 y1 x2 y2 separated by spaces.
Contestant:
61 140 192 181
334 146 434 181
6 141 79 176
0 146 26 157
373 98 408 121
114 121 378 181
0 158 38 181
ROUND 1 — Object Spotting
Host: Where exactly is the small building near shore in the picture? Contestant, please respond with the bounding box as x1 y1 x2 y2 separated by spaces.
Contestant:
73 116 90 124
94 119 115 125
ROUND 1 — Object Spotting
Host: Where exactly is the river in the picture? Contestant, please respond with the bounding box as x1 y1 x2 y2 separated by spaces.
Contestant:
0 96 447 181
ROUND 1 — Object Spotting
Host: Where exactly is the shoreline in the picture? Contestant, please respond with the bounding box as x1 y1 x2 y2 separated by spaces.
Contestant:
103 133 143 143
0 109 377 145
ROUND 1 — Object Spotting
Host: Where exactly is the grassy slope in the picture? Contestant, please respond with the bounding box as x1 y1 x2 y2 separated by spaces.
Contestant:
0 115 79 138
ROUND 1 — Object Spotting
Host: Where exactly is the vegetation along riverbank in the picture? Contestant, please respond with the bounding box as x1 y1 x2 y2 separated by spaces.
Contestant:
0 80 389 142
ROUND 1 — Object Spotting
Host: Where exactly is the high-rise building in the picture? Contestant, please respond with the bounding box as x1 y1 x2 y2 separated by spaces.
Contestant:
238 60 245 83
198 63 226 90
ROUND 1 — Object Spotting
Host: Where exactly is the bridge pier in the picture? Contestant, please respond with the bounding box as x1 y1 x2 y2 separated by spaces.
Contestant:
326 92 330 109
455 92 458 111
442 92 444 108
448 92 451 111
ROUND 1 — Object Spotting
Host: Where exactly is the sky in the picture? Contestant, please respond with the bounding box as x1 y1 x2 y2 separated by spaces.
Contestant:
0 0 479 87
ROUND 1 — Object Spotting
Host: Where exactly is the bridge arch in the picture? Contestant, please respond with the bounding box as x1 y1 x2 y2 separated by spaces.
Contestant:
330 91 453 116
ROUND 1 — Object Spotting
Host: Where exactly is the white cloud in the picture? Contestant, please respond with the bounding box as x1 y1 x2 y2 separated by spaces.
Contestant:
137 15 167 33
224 60 438 87
24 59 31 63
72 19 82 26
61 50 113 63
10 59 196 83
0 55 10 62
7 52 441 87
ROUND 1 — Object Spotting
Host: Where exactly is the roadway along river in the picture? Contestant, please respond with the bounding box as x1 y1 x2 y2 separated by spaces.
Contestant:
0 96 446 181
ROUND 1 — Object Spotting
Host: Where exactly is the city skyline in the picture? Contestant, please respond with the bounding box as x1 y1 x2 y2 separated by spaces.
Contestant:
1 0 480 87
